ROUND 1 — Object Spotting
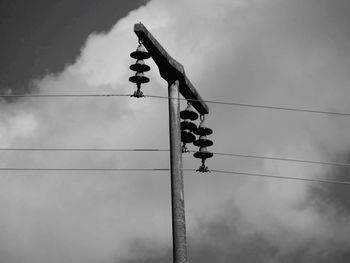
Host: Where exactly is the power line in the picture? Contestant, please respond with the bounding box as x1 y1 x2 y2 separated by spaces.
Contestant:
0 147 347 167
0 168 169 172
0 148 168 152
1 93 350 117
146 95 350 117
210 151 350 167
0 94 131 98
198 169 350 186
0 167 349 185
1 148 350 168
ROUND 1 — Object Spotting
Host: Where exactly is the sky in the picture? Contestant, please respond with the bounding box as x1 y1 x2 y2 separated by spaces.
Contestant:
1 0 350 262
0 0 147 93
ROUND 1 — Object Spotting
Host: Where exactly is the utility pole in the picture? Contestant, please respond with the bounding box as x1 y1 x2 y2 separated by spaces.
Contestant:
168 79 186 262
133 23 209 263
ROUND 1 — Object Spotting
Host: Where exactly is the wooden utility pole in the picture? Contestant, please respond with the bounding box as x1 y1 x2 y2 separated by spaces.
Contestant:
134 23 209 263
168 79 186 262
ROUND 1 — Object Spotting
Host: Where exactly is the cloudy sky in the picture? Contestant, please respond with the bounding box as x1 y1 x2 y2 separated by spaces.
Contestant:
1 0 350 262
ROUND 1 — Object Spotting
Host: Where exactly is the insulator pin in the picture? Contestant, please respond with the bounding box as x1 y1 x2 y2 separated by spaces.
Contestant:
193 135 213 147
129 72 150 84
129 60 151 72
180 103 198 153
180 104 199 121
129 42 151 97
193 116 213 172
195 118 213 136
130 44 151 60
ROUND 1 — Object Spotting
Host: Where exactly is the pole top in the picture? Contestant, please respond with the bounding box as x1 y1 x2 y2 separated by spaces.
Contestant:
134 23 209 115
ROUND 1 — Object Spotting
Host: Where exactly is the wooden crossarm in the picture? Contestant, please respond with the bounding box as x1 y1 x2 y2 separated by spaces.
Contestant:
134 23 209 115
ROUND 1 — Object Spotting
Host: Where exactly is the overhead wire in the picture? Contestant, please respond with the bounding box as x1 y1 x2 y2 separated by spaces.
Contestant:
0 94 131 98
0 167 349 185
0 168 169 172
145 94 350 116
1 148 350 168
208 151 350 167
0 148 169 152
2 93 350 185
206 169 350 186
1 93 350 116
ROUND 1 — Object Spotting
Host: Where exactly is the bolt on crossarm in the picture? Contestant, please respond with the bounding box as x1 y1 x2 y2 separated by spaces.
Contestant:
133 22 209 263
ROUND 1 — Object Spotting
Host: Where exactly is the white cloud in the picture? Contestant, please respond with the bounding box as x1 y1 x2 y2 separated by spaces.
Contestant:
1 0 350 262
0 108 37 147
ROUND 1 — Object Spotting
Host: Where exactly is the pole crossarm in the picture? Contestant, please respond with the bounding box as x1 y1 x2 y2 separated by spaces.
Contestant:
134 23 209 115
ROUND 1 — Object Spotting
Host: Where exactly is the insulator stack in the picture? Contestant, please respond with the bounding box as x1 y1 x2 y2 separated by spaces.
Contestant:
193 116 213 172
129 42 151 98
180 103 198 153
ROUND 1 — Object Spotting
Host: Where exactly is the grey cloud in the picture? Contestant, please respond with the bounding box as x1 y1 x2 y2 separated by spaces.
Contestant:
0 0 149 93
123 202 350 263
1 0 350 262
311 151 350 214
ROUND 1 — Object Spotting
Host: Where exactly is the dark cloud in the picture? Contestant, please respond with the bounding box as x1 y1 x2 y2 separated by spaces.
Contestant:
1 0 350 262
0 0 148 93
311 151 350 213
123 205 350 263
